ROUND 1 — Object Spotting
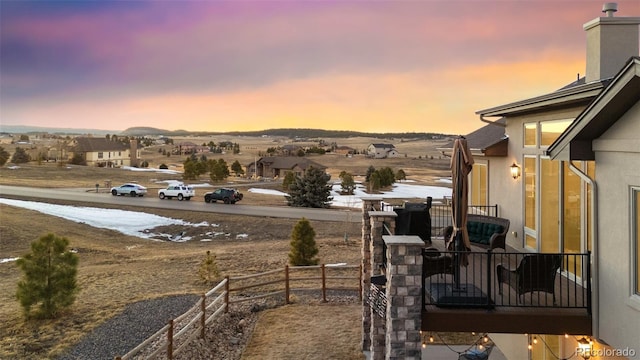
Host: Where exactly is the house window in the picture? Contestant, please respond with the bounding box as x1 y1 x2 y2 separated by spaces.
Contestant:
540 158 560 253
98 152 103 159
540 119 572 147
524 123 537 147
634 188 640 295
470 163 488 206
563 161 582 277
530 334 559 360
524 156 537 249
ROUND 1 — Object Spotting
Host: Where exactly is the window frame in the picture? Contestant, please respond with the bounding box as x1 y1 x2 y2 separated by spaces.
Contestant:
633 187 640 296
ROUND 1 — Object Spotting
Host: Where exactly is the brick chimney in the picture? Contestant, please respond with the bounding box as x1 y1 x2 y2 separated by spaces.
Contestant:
583 3 640 83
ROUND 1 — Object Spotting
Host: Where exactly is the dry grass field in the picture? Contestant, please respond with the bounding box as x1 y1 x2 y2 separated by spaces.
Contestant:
0 135 456 359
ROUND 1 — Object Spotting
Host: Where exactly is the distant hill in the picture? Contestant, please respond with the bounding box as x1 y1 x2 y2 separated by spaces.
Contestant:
1 124 449 140
122 127 448 140
0 125 116 136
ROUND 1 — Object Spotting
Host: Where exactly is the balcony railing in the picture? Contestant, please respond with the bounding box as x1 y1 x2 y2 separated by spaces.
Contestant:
422 249 591 313
381 199 498 239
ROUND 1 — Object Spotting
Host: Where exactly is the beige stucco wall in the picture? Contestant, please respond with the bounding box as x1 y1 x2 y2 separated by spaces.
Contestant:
593 101 640 357
484 106 586 250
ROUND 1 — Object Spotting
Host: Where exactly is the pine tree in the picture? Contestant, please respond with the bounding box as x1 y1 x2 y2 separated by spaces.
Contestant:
183 158 198 180
16 233 79 319
365 165 376 182
10 147 30 164
231 160 245 176
288 218 319 266
208 158 230 182
339 172 356 195
282 171 297 192
198 250 220 285
286 167 333 208
0 146 11 166
396 169 407 182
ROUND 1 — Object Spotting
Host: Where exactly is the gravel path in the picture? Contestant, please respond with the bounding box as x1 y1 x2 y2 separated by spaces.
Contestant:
56 290 359 360
57 294 199 360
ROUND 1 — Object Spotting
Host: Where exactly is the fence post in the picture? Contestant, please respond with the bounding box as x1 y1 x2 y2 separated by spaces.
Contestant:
225 276 230 313
167 319 174 360
285 265 290 304
200 294 206 338
321 264 327 302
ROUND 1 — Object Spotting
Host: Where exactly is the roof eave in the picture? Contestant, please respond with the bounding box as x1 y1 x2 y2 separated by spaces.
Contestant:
548 57 640 161
476 81 607 117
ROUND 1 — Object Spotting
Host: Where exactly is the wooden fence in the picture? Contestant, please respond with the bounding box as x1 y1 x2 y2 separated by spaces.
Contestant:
115 263 361 360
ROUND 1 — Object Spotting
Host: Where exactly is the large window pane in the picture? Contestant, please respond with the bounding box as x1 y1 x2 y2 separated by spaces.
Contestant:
540 158 559 253
563 162 582 276
635 189 640 295
470 164 487 206
525 123 537 147
541 119 572 146
525 157 537 248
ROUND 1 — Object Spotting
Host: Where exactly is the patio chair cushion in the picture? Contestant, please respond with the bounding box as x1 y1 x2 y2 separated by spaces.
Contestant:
467 221 504 246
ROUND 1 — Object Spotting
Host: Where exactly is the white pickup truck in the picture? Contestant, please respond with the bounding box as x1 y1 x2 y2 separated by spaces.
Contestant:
158 184 195 201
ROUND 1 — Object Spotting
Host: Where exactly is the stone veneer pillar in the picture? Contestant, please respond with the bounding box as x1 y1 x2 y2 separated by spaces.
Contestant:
360 197 382 352
383 235 424 360
369 211 397 360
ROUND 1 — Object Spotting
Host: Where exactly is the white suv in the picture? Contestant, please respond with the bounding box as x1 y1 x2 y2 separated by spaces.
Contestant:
158 184 195 201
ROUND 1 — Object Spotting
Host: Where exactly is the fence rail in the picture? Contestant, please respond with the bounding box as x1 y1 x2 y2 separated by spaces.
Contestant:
115 264 361 360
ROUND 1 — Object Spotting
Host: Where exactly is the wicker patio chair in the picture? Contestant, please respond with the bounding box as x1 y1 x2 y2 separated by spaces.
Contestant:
496 254 562 305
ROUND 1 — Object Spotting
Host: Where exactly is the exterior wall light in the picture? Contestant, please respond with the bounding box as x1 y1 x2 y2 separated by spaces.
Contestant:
510 162 521 180
577 337 592 359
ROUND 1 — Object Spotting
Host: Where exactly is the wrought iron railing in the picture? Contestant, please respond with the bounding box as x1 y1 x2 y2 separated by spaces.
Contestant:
381 199 498 240
422 250 591 313
430 203 499 239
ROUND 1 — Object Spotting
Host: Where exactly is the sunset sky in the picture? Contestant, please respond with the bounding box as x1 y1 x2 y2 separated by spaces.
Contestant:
1 1 639 134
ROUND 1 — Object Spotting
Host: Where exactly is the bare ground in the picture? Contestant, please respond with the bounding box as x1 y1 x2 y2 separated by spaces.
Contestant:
0 136 456 359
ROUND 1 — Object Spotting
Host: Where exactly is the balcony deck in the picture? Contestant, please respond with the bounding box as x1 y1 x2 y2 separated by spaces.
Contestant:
419 243 592 335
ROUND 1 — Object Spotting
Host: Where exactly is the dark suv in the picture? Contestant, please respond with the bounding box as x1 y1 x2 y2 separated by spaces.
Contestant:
204 188 243 204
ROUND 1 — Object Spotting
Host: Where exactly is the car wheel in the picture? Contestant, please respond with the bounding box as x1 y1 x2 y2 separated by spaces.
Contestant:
186 197 191 201
230 200 236 204
223 198 230 204
111 189 118 196
204 197 211 203
178 194 184 201
130 191 137 197
159 193 165 199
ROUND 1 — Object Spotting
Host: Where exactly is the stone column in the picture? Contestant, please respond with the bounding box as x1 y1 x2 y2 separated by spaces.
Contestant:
360 197 382 352
383 235 424 360
368 211 397 360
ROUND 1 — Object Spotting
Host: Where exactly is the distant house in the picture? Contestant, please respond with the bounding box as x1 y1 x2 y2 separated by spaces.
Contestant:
367 143 398 158
175 141 207 155
334 146 356 155
246 156 327 179
0 133 13 145
70 137 139 167
281 144 304 156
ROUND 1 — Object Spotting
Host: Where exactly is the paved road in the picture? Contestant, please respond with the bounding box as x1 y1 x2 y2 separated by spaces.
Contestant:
0 185 359 223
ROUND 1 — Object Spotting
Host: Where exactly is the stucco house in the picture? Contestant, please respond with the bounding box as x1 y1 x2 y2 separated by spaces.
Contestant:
367 143 398 158
246 156 327 179
71 137 140 167
358 4 640 360
467 6 640 359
